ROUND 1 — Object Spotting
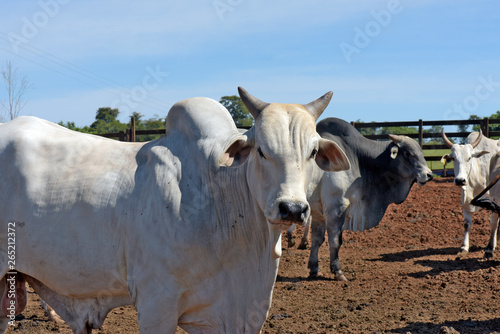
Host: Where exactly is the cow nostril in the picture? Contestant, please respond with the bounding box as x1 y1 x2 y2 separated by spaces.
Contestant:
427 173 434 181
279 202 309 222
454 178 466 186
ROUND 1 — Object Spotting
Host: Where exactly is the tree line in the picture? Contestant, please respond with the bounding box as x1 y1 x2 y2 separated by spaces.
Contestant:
355 110 500 145
56 96 253 142
58 101 500 144
1 61 498 143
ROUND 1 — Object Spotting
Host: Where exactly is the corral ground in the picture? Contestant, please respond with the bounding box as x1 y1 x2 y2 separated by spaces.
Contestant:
6 177 500 334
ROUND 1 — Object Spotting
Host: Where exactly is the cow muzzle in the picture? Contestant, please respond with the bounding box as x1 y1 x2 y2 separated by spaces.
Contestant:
417 172 434 185
269 200 310 227
454 177 466 186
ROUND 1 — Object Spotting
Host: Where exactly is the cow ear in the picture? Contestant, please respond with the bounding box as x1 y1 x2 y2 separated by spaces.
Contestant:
440 154 453 165
390 146 399 159
315 139 350 172
219 136 253 168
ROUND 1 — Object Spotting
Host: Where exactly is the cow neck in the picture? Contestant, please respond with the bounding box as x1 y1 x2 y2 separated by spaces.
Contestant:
208 164 274 258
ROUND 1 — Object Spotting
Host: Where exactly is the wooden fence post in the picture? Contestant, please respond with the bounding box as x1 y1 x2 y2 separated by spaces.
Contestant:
418 119 423 148
130 116 136 142
119 131 125 142
483 117 490 137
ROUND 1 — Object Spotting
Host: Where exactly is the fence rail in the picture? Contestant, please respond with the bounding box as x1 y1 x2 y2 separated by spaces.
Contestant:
99 117 500 176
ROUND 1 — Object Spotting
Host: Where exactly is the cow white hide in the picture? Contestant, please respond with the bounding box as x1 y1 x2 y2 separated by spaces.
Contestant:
0 88 349 333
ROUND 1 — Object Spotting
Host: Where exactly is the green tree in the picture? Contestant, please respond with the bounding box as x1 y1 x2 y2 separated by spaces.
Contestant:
423 125 443 144
453 114 482 144
219 95 253 127
90 107 127 134
489 111 500 135
378 126 418 136
353 120 378 136
132 113 166 142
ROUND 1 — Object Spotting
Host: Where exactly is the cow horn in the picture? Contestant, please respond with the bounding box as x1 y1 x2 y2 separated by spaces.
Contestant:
471 130 483 148
238 87 269 119
441 128 454 148
389 134 403 144
304 91 333 120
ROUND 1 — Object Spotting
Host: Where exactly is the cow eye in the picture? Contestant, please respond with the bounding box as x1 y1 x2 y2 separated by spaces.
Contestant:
402 150 416 160
310 148 318 159
257 147 267 159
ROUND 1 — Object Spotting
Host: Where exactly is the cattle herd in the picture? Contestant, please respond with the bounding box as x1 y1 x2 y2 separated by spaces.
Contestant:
0 88 499 333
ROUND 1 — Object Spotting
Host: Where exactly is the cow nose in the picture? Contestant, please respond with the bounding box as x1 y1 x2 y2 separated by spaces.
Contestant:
278 201 309 223
454 178 466 186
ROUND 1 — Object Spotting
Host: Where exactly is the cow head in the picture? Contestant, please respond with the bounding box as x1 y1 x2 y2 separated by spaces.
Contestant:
441 129 489 186
388 134 433 186
219 87 350 228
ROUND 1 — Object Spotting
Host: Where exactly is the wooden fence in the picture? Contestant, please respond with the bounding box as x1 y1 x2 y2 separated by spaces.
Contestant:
98 117 166 142
99 117 500 176
351 118 500 175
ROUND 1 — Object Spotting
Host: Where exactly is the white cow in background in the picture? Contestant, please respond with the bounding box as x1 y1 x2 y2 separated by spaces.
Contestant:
441 129 500 257
468 151 500 258
0 87 349 333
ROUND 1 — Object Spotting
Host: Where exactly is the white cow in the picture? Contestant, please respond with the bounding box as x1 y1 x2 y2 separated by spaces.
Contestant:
469 151 500 258
0 87 349 333
441 130 500 257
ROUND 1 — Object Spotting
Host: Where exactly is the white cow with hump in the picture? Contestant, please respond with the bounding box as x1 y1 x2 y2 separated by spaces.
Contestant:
0 87 349 333
441 129 500 257
471 151 500 258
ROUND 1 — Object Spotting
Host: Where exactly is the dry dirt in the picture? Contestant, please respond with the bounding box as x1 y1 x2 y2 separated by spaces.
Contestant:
6 177 500 334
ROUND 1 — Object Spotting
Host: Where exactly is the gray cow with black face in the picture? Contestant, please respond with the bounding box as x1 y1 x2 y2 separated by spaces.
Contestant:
304 117 433 280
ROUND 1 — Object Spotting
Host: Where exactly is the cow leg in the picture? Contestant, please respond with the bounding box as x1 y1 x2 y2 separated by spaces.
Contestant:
26 275 129 334
0 318 9 334
286 224 296 248
136 301 179 333
297 218 311 250
485 212 499 259
325 216 347 281
307 219 326 278
459 209 473 255
41 299 65 324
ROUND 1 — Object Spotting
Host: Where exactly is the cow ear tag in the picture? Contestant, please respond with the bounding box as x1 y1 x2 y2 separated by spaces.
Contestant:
390 146 399 159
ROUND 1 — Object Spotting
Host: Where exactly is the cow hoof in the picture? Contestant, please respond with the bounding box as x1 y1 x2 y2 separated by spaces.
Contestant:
457 249 469 257
484 251 494 260
297 241 308 250
287 240 295 248
308 271 323 279
335 273 348 282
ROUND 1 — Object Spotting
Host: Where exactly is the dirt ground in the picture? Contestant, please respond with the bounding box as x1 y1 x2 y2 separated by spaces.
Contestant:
6 177 500 334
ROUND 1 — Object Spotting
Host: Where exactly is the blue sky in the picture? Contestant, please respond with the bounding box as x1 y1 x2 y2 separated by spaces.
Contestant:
1 0 500 127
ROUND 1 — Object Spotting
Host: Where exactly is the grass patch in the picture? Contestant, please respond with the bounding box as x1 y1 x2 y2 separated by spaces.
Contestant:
423 149 453 172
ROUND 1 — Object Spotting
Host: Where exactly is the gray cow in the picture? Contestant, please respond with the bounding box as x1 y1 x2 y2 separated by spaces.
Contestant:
305 117 433 281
